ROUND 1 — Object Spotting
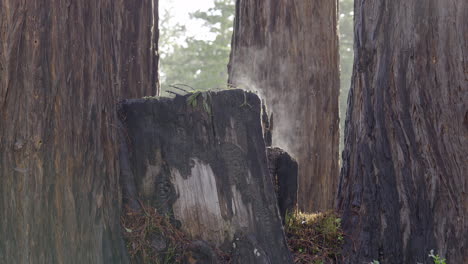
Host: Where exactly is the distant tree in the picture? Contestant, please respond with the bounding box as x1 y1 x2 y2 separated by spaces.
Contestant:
229 0 340 212
159 0 235 94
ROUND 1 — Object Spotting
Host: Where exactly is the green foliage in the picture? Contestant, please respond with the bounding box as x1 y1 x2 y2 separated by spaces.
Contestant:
186 91 202 107
286 211 344 264
429 250 447 264
186 91 212 114
160 0 235 95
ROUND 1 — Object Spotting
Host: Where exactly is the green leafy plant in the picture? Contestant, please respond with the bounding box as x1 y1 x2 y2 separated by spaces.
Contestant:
429 250 446 264
186 91 202 107
186 91 212 115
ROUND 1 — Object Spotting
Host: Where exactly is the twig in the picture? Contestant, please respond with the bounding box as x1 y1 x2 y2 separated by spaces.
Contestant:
172 83 196 91
165 90 183 96
169 85 190 94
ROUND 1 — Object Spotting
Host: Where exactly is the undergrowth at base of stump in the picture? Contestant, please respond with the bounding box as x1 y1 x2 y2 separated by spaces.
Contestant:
121 201 343 264
285 211 344 264
121 202 188 263
121 201 231 264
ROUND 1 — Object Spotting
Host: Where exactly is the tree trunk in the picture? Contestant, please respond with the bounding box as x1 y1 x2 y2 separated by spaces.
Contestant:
228 0 340 212
0 0 158 263
337 1 467 263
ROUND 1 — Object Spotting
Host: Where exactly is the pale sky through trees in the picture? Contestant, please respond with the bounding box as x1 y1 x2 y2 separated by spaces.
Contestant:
160 0 215 40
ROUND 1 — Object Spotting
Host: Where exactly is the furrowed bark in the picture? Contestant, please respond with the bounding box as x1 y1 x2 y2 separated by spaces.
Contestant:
338 1 467 263
228 0 340 212
0 0 158 263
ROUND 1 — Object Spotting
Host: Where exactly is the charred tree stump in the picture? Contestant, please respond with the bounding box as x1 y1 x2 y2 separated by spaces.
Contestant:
337 1 468 263
267 147 298 223
0 0 158 263
228 0 340 212
118 89 293 264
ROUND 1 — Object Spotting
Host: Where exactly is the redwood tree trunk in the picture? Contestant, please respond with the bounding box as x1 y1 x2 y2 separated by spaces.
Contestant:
0 0 158 263
229 0 340 212
337 1 467 263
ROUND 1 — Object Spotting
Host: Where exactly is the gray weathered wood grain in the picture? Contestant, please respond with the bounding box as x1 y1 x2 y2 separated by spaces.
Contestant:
118 90 293 263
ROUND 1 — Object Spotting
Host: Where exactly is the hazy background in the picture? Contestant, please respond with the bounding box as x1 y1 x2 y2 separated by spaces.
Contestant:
159 0 354 156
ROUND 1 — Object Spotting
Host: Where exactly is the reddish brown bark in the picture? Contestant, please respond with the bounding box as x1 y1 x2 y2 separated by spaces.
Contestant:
0 0 158 263
229 0 340 212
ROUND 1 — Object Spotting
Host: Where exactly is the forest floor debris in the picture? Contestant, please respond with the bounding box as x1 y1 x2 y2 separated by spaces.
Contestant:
121 202 344 264
285 211 344 264
121 201 231 264
121 202 189 263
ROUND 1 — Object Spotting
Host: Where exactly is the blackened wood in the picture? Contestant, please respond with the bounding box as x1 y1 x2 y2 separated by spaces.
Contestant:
267 147 298 223
337 1 467 263
118 89 293 264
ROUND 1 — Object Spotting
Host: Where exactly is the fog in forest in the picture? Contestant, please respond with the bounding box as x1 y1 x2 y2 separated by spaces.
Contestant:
159 0 354 156
2 0 465 263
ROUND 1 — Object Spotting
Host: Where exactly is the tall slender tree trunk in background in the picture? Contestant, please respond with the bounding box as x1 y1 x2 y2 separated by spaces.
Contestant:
229 0 340 212
338 1 467 263
0 1 158 263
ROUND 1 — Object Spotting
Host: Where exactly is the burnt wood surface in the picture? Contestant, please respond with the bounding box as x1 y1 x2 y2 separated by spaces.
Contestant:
228 0 340 212
118 89 293 264
337 1 467 263
267 147 298 223
0 0 158 263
